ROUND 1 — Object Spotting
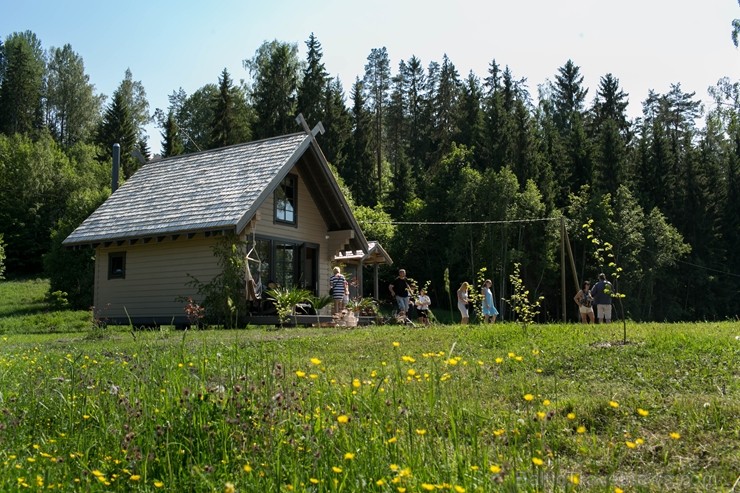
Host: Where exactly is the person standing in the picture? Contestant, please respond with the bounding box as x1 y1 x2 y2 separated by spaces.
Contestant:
590 273 613 323
573 280 595 324
457 281 470 325
389 269 412 321
329 266 347 315
415 288 432 325
481 279 499 323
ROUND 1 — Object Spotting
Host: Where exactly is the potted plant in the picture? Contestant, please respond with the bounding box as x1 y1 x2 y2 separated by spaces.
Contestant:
265 286 312 327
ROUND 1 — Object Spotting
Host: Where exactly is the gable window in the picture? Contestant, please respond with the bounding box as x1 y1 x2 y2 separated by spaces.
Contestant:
275 174 297 225
108 252 126 279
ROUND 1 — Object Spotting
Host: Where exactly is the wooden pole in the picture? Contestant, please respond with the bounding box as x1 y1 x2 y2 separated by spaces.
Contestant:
561 217 566 322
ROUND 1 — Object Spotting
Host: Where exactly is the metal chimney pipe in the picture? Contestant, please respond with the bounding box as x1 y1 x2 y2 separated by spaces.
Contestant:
112 143 120 192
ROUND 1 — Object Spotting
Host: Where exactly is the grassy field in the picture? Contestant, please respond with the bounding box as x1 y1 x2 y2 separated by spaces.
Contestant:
0 280 738 492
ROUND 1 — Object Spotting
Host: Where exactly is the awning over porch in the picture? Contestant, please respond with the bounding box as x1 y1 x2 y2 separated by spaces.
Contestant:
333 241 393 300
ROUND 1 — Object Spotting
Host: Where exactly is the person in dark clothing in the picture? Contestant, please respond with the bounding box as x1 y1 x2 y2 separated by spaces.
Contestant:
590 273 613 323
389 269 413 320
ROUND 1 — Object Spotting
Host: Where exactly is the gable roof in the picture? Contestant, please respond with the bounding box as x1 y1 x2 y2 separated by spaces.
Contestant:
64 131 368 252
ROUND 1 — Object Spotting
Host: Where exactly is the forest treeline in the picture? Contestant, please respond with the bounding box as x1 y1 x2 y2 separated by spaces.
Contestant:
0 30 738 321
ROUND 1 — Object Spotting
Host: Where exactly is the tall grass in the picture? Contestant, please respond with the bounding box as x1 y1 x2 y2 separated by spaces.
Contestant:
0 321 738 491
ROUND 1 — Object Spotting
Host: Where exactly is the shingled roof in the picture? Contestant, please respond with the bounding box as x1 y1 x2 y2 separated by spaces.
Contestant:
64 131 367 251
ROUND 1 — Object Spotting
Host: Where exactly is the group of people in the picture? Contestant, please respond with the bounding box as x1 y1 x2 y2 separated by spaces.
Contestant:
389 269 432 325
455 279 498 325
573 273 613 324
389 269 498 325
333 265 611 325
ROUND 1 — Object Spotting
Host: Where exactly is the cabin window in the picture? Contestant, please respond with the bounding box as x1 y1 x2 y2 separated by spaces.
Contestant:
275 174 297 225
108 252 126 279
252 237 317 293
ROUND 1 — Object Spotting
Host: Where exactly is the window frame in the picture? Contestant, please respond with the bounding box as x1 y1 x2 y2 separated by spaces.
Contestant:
108 252 126 279
274 174 298 226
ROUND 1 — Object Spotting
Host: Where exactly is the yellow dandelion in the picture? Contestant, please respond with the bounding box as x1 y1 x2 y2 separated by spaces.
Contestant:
637 408 649 417
310 478 319 484
332 466 343 473
344 452 355 460
310 358 321 365
376 479 386 486
625 441 637 449
154 480 164 488
243 464 253 473
543 399 551 406
532 457 544 466
636 438 645 445
407 369 417 376
515 356 523 362
309 373 318 379
416 429 427 435
577 425 586 434
615 488 624 493
536 411 546 420
387 436 397 444
524 394 534 401
393 341 400 347
92 470 104 478
130 475 141 481
295 370 306 378
83 415 90 420
469 465 479 471
398 488 407 493
402 355 416 363
352 378 361 388
508 352 516 358
337 415 349 424
670 432 681 440
569 474 580 485
224 482 235 493
567 412 576 420
495 357 503 364
489 464 501 473
493 428 505 436
609 400 619 408
421 484 435 491
454 486 465 493
389 464 399 472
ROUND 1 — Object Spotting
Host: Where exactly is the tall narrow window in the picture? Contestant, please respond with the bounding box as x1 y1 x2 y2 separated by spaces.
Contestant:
275 175 297 225
108 252 126 279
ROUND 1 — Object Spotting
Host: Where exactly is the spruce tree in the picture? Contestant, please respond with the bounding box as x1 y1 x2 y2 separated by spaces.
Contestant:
0 31 45 137
297 33 328 127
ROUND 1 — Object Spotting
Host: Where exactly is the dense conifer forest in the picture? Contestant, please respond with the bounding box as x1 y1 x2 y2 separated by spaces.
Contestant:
0 30 738 321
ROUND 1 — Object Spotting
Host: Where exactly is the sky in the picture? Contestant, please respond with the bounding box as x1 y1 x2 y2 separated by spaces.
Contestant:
2 0 740 155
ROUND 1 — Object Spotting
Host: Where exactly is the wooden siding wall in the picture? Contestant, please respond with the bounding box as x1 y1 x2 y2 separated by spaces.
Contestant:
253 167 334 298
94 236 221 322
92 166 350 322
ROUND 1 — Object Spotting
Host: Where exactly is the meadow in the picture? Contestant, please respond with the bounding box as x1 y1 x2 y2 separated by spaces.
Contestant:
0 280 738 492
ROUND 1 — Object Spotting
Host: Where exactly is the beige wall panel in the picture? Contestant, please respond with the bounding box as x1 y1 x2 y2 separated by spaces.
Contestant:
253 169 332 296
94 236 221 320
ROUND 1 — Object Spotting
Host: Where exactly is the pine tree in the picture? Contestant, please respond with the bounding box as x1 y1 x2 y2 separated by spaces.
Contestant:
297 33 328 127
363 47 391 200
590 74 631 195
430 54 462 161
161 110 184 157
321 78 351 168
0 31 45 136
346 78 376 206
246 40 300 139
96 89 138 179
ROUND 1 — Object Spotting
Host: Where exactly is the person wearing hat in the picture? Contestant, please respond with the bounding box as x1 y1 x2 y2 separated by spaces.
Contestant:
590 273 613 323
